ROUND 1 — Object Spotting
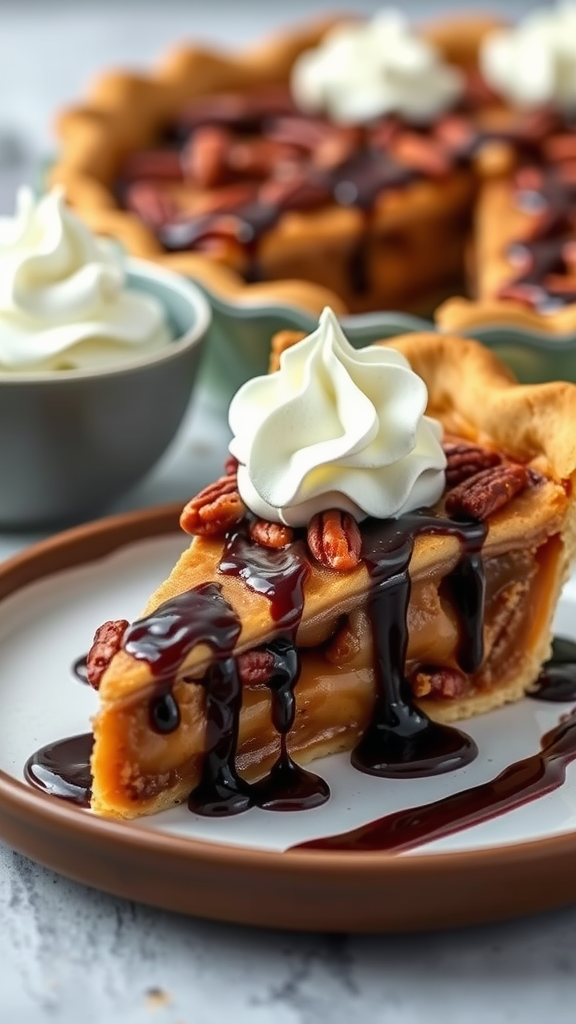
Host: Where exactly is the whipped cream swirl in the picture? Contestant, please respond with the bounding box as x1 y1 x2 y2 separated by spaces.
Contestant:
228 308 446 527
480 2 576 111
0 187 171 372
290 9 464 125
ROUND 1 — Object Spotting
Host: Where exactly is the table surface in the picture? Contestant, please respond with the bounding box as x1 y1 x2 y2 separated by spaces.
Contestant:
3 2 576 1022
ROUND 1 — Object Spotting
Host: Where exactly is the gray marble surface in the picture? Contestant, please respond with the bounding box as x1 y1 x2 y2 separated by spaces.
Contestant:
2 1 576 1021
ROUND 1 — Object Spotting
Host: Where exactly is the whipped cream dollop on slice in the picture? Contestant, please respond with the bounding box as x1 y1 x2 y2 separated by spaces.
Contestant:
228 308 446 528
480 2 576 111
0 187 171 372
291 9 464 125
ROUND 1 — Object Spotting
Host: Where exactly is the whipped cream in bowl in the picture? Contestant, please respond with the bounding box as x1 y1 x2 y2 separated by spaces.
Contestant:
290 8 464 125
229 307 446 527
0 186 211 527
0 187 172 373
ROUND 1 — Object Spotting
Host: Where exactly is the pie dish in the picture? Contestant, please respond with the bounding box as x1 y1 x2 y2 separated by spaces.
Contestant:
50 6 576 334
79 321 576 820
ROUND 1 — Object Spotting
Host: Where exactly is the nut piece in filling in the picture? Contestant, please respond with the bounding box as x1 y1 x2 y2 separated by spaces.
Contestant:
28 317 576 819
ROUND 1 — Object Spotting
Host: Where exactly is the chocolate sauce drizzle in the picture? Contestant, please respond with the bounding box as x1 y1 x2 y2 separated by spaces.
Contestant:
252 637 329 811
351 512 482 778
219 528 310 626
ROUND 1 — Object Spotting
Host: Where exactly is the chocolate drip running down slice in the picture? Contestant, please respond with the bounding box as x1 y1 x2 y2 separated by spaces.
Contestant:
352 511 483 778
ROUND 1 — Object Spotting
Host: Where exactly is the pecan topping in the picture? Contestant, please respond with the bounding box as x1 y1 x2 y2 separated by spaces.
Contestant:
544 133 576 163
193 182 259 217
443 440 502 487
391 132 451 177
445 463 529 520
182 125 232 188
249 518 294 549
237 649 275 686
229 138 300 178
307 509 361 572
125 182 175 227
180 473 247 536
410 666 467 700
123 148 184 182
433 114 475 154
313 126 364 171
86 619 129 689
223 454 239 475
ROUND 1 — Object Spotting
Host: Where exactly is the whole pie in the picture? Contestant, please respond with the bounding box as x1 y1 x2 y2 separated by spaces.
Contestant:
85 317 576 819
51 7 576 331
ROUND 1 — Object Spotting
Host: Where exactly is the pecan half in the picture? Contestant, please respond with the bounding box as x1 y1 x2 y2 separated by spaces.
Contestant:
544 133 576 163
307 509 361 572
443 440 502 487
125 182 175 227
410 666 467 700
229 138 300 178
86 619 129 689
123 148 184 182
223 454 239 475
249 518 294 549
313 126 364 171
237 649 275 686
433 114 475 154
391 132 451 177
182 125 232 188
192 182 259 217
445 463 529 520
180 473 247 536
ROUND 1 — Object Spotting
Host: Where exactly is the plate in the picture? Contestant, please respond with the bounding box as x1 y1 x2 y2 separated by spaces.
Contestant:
1 506 576 932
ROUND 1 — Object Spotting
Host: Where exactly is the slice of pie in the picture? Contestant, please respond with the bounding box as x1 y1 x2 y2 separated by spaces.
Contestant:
87 316 576 819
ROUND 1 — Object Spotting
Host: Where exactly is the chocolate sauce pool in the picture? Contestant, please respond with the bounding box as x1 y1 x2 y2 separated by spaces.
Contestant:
25 734 93 807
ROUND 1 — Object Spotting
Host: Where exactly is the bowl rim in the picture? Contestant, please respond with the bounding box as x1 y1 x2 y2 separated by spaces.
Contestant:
0 257 212 386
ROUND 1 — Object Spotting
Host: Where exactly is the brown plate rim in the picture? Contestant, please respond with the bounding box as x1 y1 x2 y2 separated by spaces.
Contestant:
1 504 576 932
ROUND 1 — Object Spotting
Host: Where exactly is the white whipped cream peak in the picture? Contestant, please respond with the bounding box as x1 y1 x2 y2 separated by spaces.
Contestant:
0 187 170 372
228 307 446 528
480 2 576 111
290 9 464 125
